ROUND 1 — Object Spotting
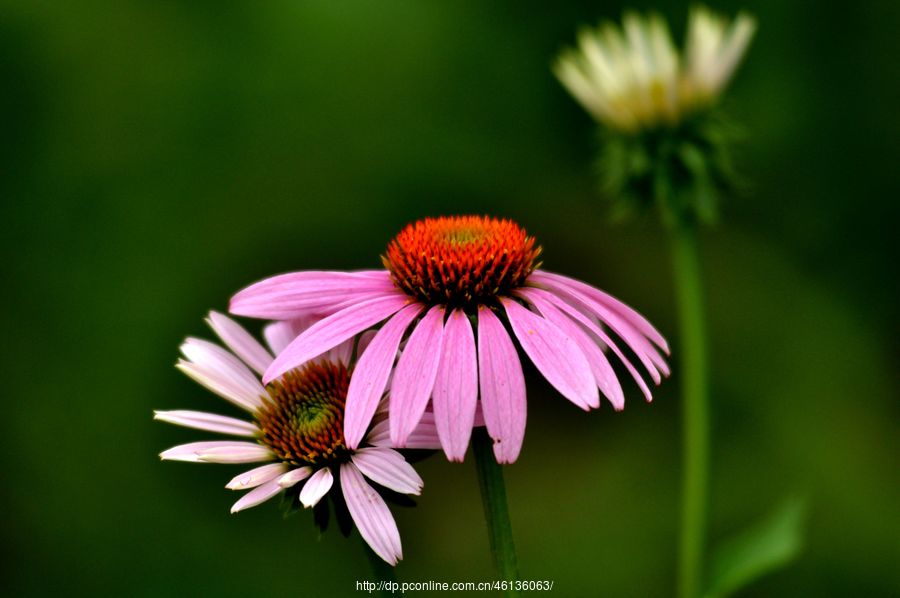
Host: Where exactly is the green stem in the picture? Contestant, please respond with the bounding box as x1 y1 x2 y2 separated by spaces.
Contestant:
672 222 710 598
362 537 396 598
473 428 520 597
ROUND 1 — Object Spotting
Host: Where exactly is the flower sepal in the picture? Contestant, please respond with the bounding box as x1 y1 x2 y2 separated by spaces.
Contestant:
598 108 743 226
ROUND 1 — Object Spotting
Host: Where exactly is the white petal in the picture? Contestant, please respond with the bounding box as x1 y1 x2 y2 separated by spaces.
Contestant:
230 479 283 513
153 410 257 436
226 463 288 490
278 466 314 488
341 463 402 566
177 337 265 411
175 361 259 413
351 448 423 495
207 311 274 374
160 441 274 464
299 467 334 508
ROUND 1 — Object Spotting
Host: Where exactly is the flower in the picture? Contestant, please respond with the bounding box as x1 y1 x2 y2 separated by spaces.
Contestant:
553 6 756 132
156 312 439 565
230 215 669 464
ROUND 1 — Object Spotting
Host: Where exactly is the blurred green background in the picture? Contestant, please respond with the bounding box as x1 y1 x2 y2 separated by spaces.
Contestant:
2 0 898 596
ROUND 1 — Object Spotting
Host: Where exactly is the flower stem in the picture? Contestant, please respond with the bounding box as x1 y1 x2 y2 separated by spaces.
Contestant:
362 537 396 598
671 221 710 598
473 428 520 596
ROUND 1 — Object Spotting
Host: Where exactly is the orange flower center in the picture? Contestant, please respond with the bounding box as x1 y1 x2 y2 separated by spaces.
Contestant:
256 362 350 467
382 215 542 308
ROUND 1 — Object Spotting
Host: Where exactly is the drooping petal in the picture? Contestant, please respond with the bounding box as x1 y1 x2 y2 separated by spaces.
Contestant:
230 479 283 513
518 288 623 410
160 441 274 464
278 466 313 488
153 410 258 436
206 311 274 375
230 270 397 320
389 306 445 447
538 289 653 401
344 304 424 449
501 298 598 410
299 467 334 508
477 307 527 464
351 447 423 495
178 338 265 411
554 283 669 383
431 309 478 461
530 270 669 353
226 463 288 490
263 294 410 384
340 463 402 566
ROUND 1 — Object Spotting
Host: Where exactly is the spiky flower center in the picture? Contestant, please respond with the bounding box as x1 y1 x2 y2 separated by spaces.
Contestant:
256 362 350 467
382 215 542 308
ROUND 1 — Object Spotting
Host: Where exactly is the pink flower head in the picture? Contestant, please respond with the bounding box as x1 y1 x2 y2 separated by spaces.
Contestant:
230 215 670 464
157 312 440 565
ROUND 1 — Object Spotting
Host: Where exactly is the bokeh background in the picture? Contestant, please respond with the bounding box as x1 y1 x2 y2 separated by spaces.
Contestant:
2 0 897 596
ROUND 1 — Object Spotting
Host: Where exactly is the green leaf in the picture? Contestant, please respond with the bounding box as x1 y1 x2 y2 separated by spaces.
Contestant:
705 496 808 598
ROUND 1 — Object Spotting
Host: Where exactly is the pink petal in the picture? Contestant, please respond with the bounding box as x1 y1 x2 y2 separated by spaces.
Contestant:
226 463 288 490
263 318 314 356
263 294 410 384
326 338 354 364
299 467 334 507
518 288 623 410
531 273 671 381
340 463 402 566
432 309 478 462
159 441 274 464
278 466 313 488
534 276 667 383
501 298 599 410
367 412 443 450
206 311 274 375
531 270 670 353
344 304 424 449
559 284 669 383
153 410 258 436
477 307 527 464
538 290 653 401
230 270 397 320
351 447 423 495
230 479 283 513
367 419 391 446
389 306 445 447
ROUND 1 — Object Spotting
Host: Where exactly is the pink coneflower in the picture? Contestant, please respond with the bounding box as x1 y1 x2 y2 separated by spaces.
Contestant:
156 312 438 565
230 215 669 464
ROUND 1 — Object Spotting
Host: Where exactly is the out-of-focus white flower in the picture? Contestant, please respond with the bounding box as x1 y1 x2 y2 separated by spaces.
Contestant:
554 6 756 132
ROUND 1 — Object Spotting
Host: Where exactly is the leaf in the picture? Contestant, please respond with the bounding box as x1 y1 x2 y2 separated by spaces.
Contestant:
705 496 808 598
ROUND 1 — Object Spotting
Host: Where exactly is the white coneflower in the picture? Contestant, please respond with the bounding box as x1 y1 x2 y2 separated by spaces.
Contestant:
554 6 756 132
